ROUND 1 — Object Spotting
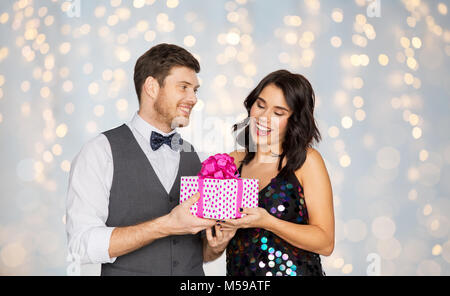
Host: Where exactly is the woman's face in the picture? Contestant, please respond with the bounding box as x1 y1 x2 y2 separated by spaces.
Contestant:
249 83 292 148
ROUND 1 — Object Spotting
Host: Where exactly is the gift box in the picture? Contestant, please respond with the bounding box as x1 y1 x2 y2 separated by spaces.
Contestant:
179 153 259 219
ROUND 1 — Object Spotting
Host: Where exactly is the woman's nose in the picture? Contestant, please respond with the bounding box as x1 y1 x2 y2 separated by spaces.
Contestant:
257 114 270 127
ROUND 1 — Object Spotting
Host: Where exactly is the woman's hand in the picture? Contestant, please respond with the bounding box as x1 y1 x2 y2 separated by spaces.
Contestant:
221 207 273 230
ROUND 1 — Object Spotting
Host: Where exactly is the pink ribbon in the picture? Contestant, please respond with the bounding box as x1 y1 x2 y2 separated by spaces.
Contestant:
235 179 244 218
196 178 205 218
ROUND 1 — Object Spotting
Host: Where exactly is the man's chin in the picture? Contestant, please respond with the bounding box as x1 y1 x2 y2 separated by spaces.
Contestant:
171 115 190 128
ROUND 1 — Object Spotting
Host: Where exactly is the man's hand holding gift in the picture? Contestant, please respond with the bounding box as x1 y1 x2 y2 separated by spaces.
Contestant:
166 192 217 235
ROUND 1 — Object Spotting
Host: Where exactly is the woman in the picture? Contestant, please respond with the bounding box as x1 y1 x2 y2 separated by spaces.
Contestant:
205 70 334 276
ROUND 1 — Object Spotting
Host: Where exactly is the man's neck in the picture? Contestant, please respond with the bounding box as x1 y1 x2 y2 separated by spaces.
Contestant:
137 109 173 134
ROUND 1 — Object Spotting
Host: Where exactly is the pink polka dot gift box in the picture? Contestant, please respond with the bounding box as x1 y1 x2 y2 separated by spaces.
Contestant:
180 153 259 219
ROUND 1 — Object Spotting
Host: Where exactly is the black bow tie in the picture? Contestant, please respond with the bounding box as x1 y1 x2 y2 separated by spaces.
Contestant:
150 131 183 151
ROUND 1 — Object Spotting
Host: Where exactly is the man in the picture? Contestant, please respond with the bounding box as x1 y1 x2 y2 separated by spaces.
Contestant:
66 43 223 276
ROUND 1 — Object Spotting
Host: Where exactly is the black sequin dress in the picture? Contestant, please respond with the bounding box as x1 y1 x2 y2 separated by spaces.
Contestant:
226 164 325 276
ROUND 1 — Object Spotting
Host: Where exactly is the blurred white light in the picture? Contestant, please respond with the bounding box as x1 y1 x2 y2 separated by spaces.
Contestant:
372 216 396 240
0 242 26 268
377 147 401 169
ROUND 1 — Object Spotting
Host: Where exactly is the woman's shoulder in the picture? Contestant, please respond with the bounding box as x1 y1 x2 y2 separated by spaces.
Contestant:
295 148 327 180
305 147 324 164
229 150 246 167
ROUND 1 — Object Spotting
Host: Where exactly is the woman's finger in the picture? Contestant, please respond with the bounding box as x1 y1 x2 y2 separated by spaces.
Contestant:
240 207 257 215
220 219 240 230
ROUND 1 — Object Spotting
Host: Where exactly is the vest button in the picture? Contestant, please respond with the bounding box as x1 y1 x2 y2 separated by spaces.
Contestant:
173 238 178 245
173 260 179 267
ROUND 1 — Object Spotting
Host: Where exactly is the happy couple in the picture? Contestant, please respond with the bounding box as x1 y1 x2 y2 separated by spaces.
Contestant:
66 43 334 276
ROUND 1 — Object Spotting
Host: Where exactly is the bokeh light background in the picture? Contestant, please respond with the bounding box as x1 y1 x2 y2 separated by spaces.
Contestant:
0 0 449 276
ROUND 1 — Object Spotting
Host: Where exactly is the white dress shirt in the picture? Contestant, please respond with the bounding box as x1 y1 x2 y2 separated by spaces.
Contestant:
66 112 206 265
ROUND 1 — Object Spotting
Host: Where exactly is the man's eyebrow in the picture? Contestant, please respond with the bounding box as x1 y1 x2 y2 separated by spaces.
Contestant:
257 97 290 112
178 81 200 89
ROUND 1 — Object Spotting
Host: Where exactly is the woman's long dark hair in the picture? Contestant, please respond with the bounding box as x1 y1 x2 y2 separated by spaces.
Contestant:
233 70 321 177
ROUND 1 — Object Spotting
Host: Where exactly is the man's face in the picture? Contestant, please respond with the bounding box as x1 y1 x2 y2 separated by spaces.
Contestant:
153 66 200 128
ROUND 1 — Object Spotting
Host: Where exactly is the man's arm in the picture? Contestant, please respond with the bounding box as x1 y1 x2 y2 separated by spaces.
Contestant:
66 135 117 265
108 193 216 258
108 215 170 258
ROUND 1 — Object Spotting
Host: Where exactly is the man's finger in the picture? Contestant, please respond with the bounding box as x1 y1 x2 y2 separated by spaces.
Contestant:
215 224 223 241
205 227 213 242
196 217 217 228
184 192 200 207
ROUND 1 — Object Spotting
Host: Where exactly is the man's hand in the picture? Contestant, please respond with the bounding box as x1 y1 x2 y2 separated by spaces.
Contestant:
165 192 216 235
203 224 236 262
206 224 236 250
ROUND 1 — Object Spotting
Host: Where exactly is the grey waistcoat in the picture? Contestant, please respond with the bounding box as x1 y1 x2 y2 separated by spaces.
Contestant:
100 124 204 276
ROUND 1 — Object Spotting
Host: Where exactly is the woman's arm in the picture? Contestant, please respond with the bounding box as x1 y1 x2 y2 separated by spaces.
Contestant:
270 148 334 255
223 148 335 256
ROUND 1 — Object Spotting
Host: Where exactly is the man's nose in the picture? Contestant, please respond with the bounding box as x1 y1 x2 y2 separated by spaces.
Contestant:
187 89 198 105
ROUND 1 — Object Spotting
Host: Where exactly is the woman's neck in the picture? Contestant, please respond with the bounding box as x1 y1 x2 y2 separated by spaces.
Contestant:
253 143 282 164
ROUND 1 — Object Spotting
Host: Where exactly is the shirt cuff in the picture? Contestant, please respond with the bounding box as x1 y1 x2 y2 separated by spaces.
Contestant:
86 226 117 264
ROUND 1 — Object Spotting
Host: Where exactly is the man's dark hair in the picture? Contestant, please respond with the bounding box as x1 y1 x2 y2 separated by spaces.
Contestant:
134 43 200 102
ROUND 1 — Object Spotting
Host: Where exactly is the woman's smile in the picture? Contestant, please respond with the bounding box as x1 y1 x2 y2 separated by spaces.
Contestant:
255 121 272 137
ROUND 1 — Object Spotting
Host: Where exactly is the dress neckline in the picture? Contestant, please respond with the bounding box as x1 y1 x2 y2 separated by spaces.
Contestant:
238 162 288 194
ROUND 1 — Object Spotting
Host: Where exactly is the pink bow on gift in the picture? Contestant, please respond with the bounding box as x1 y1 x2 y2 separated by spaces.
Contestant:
197 153 239 179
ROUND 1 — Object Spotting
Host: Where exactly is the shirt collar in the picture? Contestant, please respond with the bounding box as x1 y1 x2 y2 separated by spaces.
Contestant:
129 112 176 143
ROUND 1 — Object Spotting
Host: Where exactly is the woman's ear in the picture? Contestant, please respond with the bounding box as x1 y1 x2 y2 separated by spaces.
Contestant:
142 76 159 100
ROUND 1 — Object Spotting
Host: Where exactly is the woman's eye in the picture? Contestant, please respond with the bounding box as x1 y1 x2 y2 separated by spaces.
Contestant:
274 112 284 116
257 103 264 108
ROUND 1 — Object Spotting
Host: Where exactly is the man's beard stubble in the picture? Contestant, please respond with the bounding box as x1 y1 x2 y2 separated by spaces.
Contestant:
153 94 189 129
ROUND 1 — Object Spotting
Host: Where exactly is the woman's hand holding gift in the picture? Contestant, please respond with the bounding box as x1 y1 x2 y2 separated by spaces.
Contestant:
221 207 273 230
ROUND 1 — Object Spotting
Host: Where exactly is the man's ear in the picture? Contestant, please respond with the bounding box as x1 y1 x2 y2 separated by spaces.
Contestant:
142 76 159 100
